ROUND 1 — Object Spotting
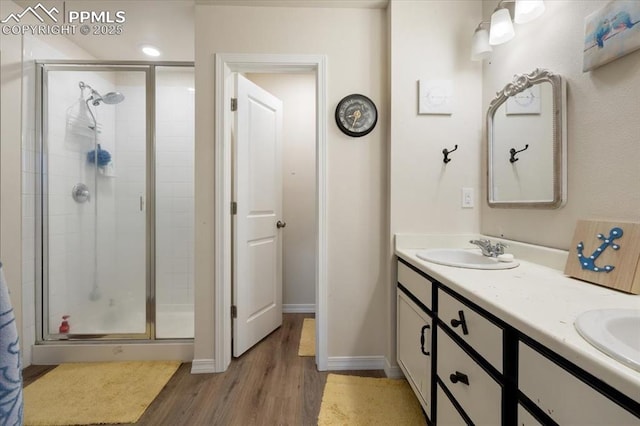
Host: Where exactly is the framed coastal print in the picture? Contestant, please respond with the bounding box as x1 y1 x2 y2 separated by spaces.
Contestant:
583 0 640 72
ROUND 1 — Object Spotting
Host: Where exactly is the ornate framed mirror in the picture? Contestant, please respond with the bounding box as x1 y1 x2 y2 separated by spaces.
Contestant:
487 68 567 209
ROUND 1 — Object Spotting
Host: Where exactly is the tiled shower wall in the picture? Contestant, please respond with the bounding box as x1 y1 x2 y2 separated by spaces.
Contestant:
155 68 195 311
21 34 97 365
45 70 121 333
22 54 195 364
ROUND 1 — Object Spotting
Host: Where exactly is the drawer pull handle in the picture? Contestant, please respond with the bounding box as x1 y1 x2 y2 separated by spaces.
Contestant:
420 324 430 356
449 371 469 386
450 310 469 335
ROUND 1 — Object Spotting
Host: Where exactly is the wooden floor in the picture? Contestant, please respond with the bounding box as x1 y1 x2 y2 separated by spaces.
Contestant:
23 313 386 425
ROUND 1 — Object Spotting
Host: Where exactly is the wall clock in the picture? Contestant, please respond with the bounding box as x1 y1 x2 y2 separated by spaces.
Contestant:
335 94 378 137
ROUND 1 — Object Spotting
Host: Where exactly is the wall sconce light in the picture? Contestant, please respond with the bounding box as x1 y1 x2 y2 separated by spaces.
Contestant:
471 0 545 61
471 22 492 61
489 1 516 46
514 0 546 24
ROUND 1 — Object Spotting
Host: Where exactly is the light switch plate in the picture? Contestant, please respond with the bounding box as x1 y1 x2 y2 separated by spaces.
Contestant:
462 187 474 208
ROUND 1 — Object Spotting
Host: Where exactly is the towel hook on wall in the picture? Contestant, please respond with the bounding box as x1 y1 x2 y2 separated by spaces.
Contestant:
509 144 529 163
442 145 458 164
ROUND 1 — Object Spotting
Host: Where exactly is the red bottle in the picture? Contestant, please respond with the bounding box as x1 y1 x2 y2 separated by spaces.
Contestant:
59 315 70 333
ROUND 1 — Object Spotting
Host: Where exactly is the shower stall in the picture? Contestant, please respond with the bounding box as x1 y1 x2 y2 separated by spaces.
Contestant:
35 62 194 345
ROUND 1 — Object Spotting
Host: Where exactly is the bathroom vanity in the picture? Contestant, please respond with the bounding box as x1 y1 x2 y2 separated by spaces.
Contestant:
395 235 640 425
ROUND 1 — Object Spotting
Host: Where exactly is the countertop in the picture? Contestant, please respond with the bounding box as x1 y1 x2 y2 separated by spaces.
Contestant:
395 234 640 404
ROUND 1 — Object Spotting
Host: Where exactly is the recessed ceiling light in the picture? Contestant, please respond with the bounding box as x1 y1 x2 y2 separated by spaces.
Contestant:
141 45 161 57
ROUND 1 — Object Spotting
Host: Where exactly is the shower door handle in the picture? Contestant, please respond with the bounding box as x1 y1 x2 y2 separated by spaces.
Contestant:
140 196 145 212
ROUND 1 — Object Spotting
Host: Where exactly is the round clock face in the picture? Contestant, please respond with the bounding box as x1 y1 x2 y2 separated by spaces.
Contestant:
335 94 378 137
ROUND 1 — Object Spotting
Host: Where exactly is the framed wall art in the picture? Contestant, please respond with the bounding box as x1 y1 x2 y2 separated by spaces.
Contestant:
583 0 640 72
505 85 541 115
418 79 454 115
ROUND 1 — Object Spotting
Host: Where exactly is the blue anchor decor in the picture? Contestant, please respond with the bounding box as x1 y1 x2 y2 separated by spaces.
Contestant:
576 227 623 273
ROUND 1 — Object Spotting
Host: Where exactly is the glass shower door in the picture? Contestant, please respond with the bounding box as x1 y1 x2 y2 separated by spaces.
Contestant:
41 65 150 339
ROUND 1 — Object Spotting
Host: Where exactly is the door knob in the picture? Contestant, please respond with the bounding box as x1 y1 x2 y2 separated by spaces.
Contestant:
277 220 287 229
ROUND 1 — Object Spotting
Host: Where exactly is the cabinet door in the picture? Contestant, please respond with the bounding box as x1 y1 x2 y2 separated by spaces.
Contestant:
397 290 432 415
519 342 639 425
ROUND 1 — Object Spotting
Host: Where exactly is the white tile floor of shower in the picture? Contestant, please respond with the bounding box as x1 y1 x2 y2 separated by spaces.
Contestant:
58 299 194 339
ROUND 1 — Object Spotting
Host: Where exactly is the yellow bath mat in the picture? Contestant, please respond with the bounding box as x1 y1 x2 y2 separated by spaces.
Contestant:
298 317 315 356
23 360 181 425
318 374 424 425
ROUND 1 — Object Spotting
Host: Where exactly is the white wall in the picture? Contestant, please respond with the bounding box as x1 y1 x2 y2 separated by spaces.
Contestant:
388 0 483 368
390 0 483 235
480 0 640 248
246 73 316 310
0 0 25 365
194 4 388 362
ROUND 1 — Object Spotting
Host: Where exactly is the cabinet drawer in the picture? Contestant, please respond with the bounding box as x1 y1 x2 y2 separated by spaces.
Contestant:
398 262 432 309
437 327 501 425
436 383 467 426
438 289 503 372
519 342 639 424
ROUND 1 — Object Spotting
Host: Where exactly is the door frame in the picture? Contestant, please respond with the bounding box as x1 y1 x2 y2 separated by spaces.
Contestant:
214 53 328 371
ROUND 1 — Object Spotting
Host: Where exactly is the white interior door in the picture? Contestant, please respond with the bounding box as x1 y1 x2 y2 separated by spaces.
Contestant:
232 73 284 357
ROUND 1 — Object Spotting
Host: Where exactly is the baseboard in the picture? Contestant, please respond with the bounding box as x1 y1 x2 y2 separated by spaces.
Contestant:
283 304 315 313
326 356 386 371
32 342 193 365
191 358 216 374
384 357 405 379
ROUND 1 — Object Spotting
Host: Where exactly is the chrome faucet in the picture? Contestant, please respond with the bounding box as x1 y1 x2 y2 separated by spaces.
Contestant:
469 239 508 257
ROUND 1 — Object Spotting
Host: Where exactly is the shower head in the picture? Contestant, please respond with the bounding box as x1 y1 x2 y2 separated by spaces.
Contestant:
78 81 125 106
92 91 125 106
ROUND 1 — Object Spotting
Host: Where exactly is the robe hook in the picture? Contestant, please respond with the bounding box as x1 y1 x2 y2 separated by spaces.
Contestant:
442 145 458 164
509 144 529 163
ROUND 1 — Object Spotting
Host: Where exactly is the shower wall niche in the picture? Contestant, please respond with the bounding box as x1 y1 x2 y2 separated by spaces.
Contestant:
36 63 194 342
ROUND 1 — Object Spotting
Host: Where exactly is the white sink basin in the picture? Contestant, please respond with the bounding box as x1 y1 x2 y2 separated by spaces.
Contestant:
415 248 519 270
575 309 640 372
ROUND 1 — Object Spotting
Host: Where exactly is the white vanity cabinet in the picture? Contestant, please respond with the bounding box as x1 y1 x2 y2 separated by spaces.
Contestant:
397 261 433 420
395 256 640 425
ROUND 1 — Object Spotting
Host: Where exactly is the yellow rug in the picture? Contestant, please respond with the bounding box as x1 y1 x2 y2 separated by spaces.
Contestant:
23 360 181 425
298 317 315 356
318 374 424 425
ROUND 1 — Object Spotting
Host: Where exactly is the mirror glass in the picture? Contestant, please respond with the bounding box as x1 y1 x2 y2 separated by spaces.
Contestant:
487 69 567 208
